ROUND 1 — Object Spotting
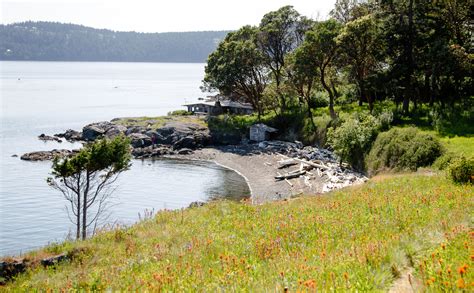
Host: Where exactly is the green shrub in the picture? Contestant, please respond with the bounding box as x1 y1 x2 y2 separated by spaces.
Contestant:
309 92 329 108
168 110 192 116
367 127 443 174
432 152 460 170
448 157 474 184
327 112 381 170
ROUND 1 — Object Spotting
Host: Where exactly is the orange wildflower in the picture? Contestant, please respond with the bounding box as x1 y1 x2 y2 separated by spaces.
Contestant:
303 279 316 288
456 278 465 289
343 272 349 281
458 264 468 276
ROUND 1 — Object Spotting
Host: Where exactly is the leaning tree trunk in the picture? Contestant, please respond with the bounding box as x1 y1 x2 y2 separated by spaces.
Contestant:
321 70 337 119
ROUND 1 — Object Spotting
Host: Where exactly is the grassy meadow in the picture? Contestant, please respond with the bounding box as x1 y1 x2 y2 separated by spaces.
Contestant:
4 173 472 291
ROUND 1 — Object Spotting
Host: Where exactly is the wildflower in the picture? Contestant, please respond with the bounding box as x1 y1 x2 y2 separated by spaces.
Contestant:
456 278 465 289
303 279 316 288
343 272 349 281
458 264 468 276
441 243 446 250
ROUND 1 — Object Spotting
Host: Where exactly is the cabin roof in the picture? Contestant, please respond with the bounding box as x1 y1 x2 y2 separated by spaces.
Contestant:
183 100 253 110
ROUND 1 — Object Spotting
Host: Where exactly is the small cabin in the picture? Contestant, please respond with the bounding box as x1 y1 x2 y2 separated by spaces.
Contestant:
249 123 278 142
184 100 253 116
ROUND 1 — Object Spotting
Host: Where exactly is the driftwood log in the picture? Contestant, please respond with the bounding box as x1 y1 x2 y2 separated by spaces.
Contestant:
275 170 306 180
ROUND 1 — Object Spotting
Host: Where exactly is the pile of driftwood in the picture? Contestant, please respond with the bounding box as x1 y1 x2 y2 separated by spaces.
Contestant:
258 141 368 193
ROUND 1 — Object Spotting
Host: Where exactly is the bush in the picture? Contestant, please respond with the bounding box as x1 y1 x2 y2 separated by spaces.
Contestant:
448 157 474 184
367 127 443 174
327 112 381 170
309 92 329 108
432 152 460 170
168 110 192 116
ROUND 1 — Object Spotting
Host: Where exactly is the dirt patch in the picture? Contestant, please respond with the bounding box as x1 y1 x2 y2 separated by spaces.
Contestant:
389 268 423 293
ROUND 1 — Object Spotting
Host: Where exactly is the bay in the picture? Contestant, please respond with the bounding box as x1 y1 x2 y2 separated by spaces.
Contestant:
0 61 250 256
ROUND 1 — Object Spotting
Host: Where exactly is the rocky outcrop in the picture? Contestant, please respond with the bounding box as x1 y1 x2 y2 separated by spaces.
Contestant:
55 129 82 142
82 121 127 141
158 122 211 148
28 119 213 161
0 259 25 284
131 146 173 159
129 133 152 148
38 134 62 143
20 149 77 161
82 122 107 141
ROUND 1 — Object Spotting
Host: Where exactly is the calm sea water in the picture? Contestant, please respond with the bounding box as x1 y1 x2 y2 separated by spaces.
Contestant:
0 61 250 256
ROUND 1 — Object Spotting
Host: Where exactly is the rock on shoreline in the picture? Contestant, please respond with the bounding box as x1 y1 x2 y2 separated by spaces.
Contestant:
24 119 212 161
20 149 78 161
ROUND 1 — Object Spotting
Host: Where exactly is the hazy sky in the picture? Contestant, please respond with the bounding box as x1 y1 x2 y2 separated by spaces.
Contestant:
1 0 336 33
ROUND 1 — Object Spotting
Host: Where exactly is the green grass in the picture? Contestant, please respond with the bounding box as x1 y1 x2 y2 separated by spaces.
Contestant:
4 174 472 291
113 114 207 129
440 136 474 158
415 226 473 290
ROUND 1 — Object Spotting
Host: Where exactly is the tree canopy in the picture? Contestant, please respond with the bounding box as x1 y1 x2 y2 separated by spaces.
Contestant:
203 2 473 120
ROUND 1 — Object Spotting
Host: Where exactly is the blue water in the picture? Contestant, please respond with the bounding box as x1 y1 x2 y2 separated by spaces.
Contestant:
0 61 250 256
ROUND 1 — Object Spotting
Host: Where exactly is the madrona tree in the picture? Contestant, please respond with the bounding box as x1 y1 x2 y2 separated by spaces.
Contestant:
257 5 305 112
202 26 268 119
298 19 342 119
286 42 319 128
337 14 384 111
47 136 131 240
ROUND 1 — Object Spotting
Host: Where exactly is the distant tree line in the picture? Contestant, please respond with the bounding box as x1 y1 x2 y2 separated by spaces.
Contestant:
203 1 473 118
0 21 230 62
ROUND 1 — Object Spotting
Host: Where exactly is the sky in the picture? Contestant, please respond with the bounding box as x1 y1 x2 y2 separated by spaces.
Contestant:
0 0 336 33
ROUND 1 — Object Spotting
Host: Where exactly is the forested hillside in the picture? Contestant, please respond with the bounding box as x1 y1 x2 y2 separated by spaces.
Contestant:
0 21 230 62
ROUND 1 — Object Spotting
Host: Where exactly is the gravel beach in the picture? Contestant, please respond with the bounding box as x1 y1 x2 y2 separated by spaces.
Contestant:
167 144 326 204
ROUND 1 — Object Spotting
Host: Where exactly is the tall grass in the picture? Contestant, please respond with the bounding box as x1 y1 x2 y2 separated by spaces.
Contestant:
5 174 472 291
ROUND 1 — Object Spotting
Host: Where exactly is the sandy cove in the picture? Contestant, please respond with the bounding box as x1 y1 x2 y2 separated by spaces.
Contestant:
165 144 326 204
